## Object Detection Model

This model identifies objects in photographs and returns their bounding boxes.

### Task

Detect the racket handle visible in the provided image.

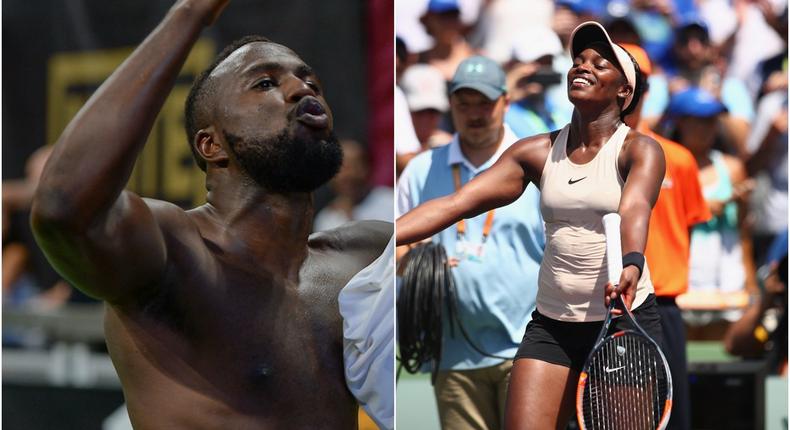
[602,213,623,286]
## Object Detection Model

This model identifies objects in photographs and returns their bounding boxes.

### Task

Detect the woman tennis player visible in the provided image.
[396,21,666,429]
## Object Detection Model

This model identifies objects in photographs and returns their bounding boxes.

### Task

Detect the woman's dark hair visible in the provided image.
[619,46,646,120]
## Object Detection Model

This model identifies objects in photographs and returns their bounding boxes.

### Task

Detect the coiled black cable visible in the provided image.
[397,242,509,385]
[397,242,448,384]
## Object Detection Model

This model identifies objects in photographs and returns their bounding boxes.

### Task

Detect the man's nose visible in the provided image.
[468,105,488,119]
[284,76,316,102]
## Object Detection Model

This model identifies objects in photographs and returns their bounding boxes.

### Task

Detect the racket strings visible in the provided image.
[581,333,669,429]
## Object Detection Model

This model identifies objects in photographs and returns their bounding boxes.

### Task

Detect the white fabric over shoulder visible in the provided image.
[339,236,394,430]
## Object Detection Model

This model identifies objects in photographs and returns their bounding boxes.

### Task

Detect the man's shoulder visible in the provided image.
[309,220,393,256]
[398,145,453,192]
[397,145,453,202]
[397,147,453,216]
[337,220,393,249]
[142,199,218,272]
[143,197,187,217]
[143,198,204,238]
[407,144,452,171]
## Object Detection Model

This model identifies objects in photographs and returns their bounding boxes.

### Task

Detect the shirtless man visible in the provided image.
[30,1,391,428]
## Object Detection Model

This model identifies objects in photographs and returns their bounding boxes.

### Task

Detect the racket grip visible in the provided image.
[602,213,623,286]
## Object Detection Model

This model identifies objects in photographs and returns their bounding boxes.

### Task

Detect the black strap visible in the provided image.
[623,251,645,279]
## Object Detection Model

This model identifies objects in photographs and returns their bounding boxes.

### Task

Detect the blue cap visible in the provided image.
[427,0,460,13]
[556,0,606,17]
[668,87,726,117]
[449,56,507,100]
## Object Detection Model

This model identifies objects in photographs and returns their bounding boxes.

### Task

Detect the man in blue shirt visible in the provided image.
[396,56,544,430]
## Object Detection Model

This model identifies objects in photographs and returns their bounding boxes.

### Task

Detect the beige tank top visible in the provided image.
[538,123,653,322]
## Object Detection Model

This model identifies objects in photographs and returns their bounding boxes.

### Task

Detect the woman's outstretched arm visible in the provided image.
[396,134,551,246]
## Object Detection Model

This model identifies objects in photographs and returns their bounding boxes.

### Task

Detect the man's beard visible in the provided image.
[224,128,343,194]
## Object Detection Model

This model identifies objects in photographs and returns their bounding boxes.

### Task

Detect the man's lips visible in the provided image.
[295,97,329,129]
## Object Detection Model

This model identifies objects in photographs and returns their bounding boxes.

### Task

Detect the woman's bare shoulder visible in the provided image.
[509,131,556,165]
[622,129,665,165]
[624,128,661,151]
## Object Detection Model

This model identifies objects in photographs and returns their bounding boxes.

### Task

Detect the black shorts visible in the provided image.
[514,294,663,371]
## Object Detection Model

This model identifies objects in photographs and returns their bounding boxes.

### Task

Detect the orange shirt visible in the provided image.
[641,125,712,297]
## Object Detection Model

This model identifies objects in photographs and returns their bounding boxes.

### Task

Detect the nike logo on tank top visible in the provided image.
[537,123,653,322]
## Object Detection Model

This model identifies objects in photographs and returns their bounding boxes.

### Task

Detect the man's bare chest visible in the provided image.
[105,278,354,424]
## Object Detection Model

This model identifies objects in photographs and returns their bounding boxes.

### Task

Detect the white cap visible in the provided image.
[569,21,637,111]
[512,26,563,63]
[400,64,450,112]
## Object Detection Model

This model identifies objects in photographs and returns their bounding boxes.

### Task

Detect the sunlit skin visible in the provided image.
[29,1,390,429]
[396,42,665,429]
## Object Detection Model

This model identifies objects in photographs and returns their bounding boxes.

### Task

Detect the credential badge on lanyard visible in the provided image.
[452,164,494,264]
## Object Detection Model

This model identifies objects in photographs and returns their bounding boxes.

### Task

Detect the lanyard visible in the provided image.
[452,164,495,242]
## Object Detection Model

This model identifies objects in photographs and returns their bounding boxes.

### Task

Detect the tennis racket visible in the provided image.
[576,213,673,430]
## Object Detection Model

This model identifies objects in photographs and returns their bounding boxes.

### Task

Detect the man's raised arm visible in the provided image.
[31,0,228,303]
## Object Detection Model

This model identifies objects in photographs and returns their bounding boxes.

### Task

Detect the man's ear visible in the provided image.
[194,126,228,167]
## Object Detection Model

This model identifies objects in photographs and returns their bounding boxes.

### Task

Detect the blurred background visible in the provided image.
[2,1,393,428]
[396,0,787,429]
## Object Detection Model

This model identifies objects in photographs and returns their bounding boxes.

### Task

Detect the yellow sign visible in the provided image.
[47,39,215,207]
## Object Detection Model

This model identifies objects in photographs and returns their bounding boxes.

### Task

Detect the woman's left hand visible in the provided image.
[604,265,641,315]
